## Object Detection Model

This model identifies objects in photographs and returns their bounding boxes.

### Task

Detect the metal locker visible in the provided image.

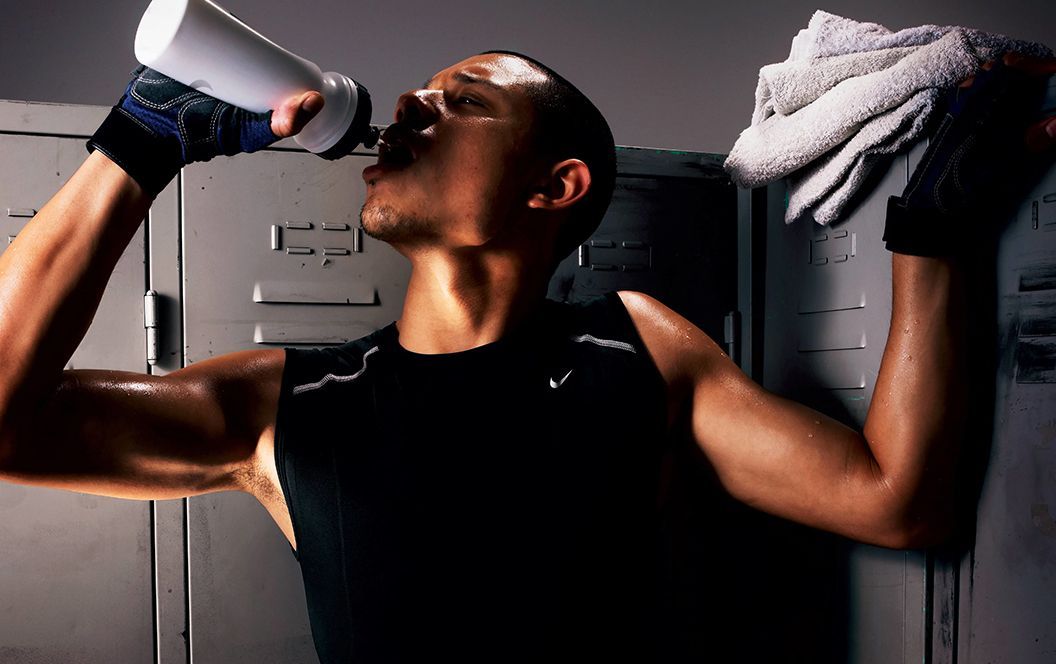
[180,147,410,663]
[181,149,410,360]
[953,160,1056,663]
[758,144,929,663]
[548,147,738,345]
[0,130,154,661]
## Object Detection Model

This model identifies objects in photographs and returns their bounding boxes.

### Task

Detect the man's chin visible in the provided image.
[359,203,435,245]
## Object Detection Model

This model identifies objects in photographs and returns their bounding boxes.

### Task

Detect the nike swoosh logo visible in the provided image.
[549,369,573,389]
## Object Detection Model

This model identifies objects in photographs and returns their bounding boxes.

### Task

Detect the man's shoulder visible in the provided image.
[279,323,396,396]
[613,290,731,389]
[543,291,656,357]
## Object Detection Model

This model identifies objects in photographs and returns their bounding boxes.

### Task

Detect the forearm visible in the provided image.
[862,253,965,533]
[0,152,152,422]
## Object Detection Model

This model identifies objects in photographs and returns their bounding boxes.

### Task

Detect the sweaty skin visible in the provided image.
[0,54,1055,557]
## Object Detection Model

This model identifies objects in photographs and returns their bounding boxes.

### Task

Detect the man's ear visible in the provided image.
[527,159,592,211]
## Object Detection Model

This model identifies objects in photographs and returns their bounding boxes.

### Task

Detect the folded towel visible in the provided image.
[724,11,1053,226]
[789,10,1051,62]
[752,46,917,125]
[787,89,937,225]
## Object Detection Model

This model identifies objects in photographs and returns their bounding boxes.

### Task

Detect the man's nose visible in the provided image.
[393,90,439,130]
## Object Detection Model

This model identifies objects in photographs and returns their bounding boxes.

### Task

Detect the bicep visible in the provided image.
[619,291,900,545]
[689,367,891,538]
[0,349,285,501]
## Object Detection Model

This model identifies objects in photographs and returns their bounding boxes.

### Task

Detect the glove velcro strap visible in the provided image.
[882,195,967,257]
[86,107,183,198]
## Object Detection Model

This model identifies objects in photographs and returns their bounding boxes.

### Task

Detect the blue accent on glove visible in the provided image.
[87,65,279,196]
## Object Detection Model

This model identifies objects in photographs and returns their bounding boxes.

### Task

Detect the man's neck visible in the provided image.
[395,247,549,355]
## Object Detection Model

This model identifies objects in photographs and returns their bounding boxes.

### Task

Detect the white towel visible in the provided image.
[788,10,1050,62]
[724,11,1053,226]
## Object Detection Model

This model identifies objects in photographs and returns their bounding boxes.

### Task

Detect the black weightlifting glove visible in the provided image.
[87,65,278,197]
[883,58,1046,256]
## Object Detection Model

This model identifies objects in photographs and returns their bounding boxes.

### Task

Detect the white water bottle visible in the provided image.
[134,0,378,158]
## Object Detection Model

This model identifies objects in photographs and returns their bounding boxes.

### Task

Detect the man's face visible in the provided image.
[360,53,549,250]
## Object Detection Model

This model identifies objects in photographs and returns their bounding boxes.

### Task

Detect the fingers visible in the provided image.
[959,53,1056,88]
[270,91,325,138]
[1001,52,1056,154]
[1003,52,1056,75]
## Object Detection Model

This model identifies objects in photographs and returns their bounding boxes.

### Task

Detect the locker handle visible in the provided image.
[252,281,377,305]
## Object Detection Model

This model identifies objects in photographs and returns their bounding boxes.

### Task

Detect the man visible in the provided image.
[0,51,1053,662]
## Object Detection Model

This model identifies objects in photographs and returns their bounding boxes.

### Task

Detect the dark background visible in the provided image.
[1,0,1053,154]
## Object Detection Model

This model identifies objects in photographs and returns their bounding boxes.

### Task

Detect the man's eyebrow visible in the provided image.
[421,72,503,91]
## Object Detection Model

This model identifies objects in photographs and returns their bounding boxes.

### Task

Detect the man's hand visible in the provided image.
[87,66,324,197]
[883,54,1056,256]
[1010,54,1056,153]
[272,88,325,139]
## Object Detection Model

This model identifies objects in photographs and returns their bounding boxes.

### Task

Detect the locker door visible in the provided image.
[181,149,409,663]
[759,146,928,663]
[956,162,1056,663]
[547,148,737,344]
[0,134,154,661]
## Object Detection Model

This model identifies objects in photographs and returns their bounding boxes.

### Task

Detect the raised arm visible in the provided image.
[623,54,1056,549]
[621,254,961,548]
[0,71,322,515]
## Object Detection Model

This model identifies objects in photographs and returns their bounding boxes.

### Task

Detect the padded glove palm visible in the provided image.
[87,65,278,197]
[883,59,1047,256]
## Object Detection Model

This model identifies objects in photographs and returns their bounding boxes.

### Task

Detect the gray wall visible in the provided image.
[1,0,1053,154]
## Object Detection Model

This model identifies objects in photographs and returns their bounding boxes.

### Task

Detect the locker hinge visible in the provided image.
[723,310,740,366]
[144,290,159,366]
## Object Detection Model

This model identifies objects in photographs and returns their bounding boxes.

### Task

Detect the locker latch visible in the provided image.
[144,290,159,366]
[723,310,740,365]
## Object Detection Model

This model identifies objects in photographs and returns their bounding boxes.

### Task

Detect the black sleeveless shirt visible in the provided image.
[275,292,669,663]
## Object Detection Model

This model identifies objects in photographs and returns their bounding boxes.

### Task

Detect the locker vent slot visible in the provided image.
[1020,304,1056,337]
[796,326,867,353]
[1015,338,1056,384]
[797,356,867,391]
[580,238,651,272]
[1019,265,1056,292]
[253,322,376,345]
[798,292,866,315]
[252,281,377,305]
[809,230,855,266]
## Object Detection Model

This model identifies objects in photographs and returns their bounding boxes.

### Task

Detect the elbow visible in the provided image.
[878,518,953,550]
[872,500,957,550]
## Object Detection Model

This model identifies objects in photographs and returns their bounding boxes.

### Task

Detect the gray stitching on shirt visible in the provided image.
[569,333,636,354]
[292,345,381,395]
